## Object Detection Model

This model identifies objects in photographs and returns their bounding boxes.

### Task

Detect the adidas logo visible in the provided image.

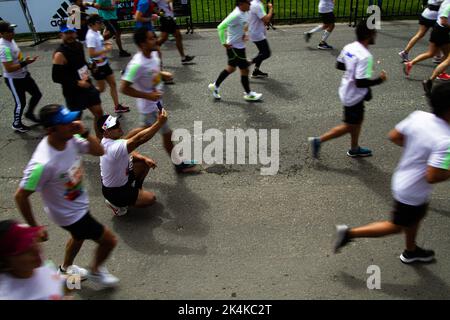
[50,1,72,27]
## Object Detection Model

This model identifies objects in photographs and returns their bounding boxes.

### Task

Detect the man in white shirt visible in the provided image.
[334,82,450,264]
[248,0,273,78]
[308,21,387,159]
[208,0,263,101]
[14,104,120,287]
[304,0,336,50]
[98,111,167,216]
[0,20,42,133]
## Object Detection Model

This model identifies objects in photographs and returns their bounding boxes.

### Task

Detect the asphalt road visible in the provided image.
[1,21,449,300]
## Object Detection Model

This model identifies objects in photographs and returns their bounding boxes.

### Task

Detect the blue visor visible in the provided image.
[50,106,80,126]
[60,24,77,33]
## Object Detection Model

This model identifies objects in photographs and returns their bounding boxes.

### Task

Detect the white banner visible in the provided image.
[0,0,30,34]
[26,0,97,33]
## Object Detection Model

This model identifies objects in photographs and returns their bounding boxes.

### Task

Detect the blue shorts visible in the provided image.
[135,22,154,32]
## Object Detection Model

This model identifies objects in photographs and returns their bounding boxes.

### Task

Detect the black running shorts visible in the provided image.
[92,63,114,81]
[227,48,249,69]
[419,15,436,28]
[102,172,140,208]
[343,100,365,125]
[65,85,101,111]
[319,12,336,24]
[429,24,450,47]
[160,16,179,34]
[104,19,121,35]
[391,200,428,227]
[62,211,105,241]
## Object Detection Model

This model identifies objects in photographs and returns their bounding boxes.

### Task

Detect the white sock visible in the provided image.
[308,25,323,34]
[321,30,331,43]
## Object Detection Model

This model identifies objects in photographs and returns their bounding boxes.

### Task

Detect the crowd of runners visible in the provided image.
[0,0,449,299]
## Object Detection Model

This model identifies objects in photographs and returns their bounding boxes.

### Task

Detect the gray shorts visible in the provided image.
[139,111,171,135]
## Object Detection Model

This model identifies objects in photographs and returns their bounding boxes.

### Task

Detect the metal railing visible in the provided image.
[188,0,424,26]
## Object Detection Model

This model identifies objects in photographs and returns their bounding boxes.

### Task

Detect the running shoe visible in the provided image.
[12,124,30,133]
[304,32,312,43]
[208,83,221,100]
[334,225,352,253]
[58,265,88,281]
[398,50,409,62]
[432,55,443,64]
[243,91,263,101]
[308,137,321,159]
[88,266,120,287]
[437,72,450,80]
[181,55,195,64]
[114,104,130,113]
[251,69,269,78]
[174,160,199,174]
[105,199,128,216]
[318,42,333,50]
[400,246,435,264]
[403,62,413,77]
[347,147,372,157]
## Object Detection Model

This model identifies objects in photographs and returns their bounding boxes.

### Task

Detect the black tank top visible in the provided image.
[55,42,88,95]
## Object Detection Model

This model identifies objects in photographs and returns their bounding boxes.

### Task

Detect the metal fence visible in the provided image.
[188,0,425,26]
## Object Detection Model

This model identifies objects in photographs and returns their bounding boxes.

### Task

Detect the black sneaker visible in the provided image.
[318,42,333,50]
[422,79,433,96]
[308,137,321,159]
[304,32,312,43]
[334,224,352,253]
[12,124,30,133]
[251,69,269,78]
[347,147,372,158]
[174,161,200,174]
[400,246,435,264]
[119,50,131,57]
[181,55,195,64]
[24,112,41,123]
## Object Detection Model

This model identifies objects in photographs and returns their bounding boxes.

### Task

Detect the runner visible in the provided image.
[93,0,131,57]
[304,0,335,50]
[120,28,197,173]
[15,104,120,287]
[153,0,195,64]
[249,0,273,78]
[52,22,104,139]
[334,82,450,264]
[0,20,42,133]
[85,14,130,113]
[404,0,450,79]
[208,0,263,101]
[134,0,158,32]
[399,0,444,63]
[308,21,387,159]
[98,111,167,216]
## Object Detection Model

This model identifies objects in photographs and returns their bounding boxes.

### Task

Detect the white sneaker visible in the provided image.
[208,83,221,100]
[88,266,119,287]
[58,264,88,281]
[105,199,127,216]
[243,91,263,101]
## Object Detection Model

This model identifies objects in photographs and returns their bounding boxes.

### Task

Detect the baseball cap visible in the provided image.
[0,220,42,257]
[0,21,17,33]
[98,114,119,132]
[39,105,81,128]
[59,22,77,33]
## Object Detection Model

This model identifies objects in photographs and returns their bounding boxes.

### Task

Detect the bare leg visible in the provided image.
[88,104,104,140]
[105,74,119,108]
[348,221,402,238]
[174,29,186,58]
[62,237,84,269]
[410,42,439,66]
[91,228,117,273]
[320,124,352,143]
[404,222,420,252]
[404,25,429,53]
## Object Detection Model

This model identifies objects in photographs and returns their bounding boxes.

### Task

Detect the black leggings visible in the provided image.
[4,73,42,126]
[252,39,271,68]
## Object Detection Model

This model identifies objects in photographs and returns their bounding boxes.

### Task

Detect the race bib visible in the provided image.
[77,65,89,81]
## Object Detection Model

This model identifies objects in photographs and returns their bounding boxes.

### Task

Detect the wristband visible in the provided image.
[20,61,28,68]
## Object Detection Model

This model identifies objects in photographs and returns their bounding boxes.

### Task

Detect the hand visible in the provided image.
[157,109,168,125]
[37,227,49,242]
[146,90,163,101]
[72,120,87,135]
[25,56,38,65]
[161,70,173,81]
[77,80,91,88]
[104,42,113,52]
[223,43,232,49]
[268,2,273,9]
[144,158,157,169]
[380,70,387,81]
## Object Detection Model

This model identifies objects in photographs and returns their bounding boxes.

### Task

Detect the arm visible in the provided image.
[52,52,90,88]
[88,47,111,58]
[73,121,104,156]
[426,167,450,184]
[15,188,39,227]
[1,44,38,73]
[218,13,237,47]
[355,57,387,88]
[388,129,404,147]
[126,110,168,153]
[120,79,162,101]
[261,3,274,24]
[136,9,155,23]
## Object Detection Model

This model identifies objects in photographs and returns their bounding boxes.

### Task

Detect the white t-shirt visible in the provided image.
[100,138,133,188]
[217,7,249,49]
[249,0,267,42]
[319,0,334,14]
[19,136,90,227]
[0,38,28,79]
[85,29,108,67]
[392,111,450,206]
[337,41,373,107]
[437,0,450,27]
[154,0,174,17]
[0,265,65,300]
[422,0,443,20]
[121,51,163,114]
